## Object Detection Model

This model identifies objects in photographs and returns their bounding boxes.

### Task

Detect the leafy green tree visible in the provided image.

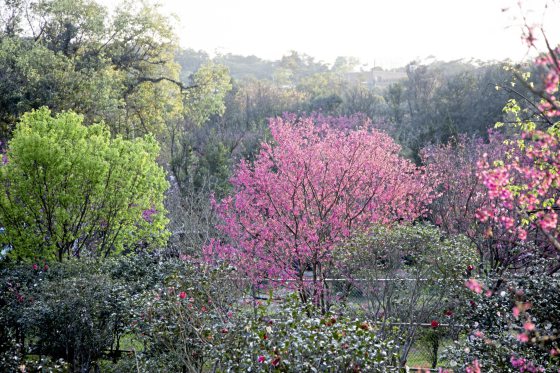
[332,56,360,73]
[182,62,232,127]
[192,139,232,197]
[0,0,184,139]
[0,108,169,261]
[167,62,232,191]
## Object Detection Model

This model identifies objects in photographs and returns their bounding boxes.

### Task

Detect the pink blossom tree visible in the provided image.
[477,43,560,274]
[205,114,434,307]
[421,133,528,271]
[456,19,560,372]
[478,123,560,274]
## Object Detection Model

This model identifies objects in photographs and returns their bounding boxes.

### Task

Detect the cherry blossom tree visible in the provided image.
[421,133,529,272]
[455,15,560,371]
[205,114,434,307]
[477,44,560,274]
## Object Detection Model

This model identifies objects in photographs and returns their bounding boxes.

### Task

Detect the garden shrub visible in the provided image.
[334,223,477,366]
[0,259,135,372]
[443,264,560,372]
[210,295,401,372]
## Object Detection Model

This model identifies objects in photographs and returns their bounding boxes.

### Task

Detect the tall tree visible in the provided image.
[0,0,185,139]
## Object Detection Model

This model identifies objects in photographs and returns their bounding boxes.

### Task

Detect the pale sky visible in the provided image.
[157,0,560,68]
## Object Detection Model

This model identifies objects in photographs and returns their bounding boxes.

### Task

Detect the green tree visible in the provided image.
[0,0,184,139]
[182,62,232,127]
[0,108,169,261]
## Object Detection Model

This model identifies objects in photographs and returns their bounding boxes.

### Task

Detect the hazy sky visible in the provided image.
[157,0,559,68]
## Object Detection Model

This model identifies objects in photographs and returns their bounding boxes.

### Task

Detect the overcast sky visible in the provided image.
[157,0,559,68]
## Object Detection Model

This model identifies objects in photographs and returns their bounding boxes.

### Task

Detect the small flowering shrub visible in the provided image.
[125,261,241,372]
[334,223,477,366]
[0,254,242,372]
[210,295,401,372]
[444,267,560,372]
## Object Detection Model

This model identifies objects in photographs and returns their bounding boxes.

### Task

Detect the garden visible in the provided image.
[0,0,560,372]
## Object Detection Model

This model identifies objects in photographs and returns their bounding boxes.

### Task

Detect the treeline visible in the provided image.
[174,49,523,199]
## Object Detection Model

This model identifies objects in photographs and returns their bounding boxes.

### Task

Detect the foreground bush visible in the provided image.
[0,255,240,372]
[444,264,560,372]
[210,295,401,372]
[1,259,125,371]
[335,223,477,366]
[121,267,401,372]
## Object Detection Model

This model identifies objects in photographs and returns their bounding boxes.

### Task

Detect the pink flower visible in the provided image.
[523,321,535,331]
[271,357,280,367]
[142,207,157,223]
[545,71,559,94]
[511,355,526,369]
[539,213,557,232]
[32,264,38,271]
[43,264,49,271]
[475,209,491,222]
[257,355,266,363]
[465,278,483,294]
[500,216,514,229]
[513,306,520,319]
[431,320,439,328]
[178,291,187,299]
[517,333,529,343]
[466,360,481,373]
[523,26,537,46]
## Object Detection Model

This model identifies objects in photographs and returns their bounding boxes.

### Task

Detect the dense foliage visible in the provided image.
[0,0,184,139]
[0,256,404,372]
[0,108,168,261]
[445,266,560,372]
[335,223,477,366]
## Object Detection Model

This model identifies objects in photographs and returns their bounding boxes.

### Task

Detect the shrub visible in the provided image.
[334,223,478,366]
[126,261,241,372]
[0,259,138,371]
[444,265,560,372]
[211,295,401,372]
